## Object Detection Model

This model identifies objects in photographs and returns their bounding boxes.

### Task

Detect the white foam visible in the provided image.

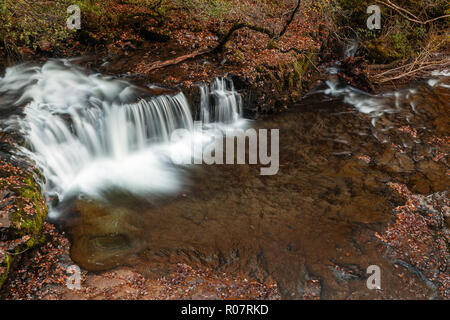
[1,61,244,213]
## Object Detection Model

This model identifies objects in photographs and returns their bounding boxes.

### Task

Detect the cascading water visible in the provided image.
[2,59,448,298]
[0,60,244,214]
[199,77,243,124]
[320,68,450,121]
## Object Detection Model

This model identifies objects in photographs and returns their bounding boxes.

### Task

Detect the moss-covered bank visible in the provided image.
[0,153,48,290]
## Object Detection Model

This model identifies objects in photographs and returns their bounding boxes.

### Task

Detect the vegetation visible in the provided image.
[0,0,71,58]
[0,158,48,290]
[0,0,171,59]
[328,0,449,63]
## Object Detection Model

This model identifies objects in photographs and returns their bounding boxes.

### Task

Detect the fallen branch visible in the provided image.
[380,0,419,20]
[213,22,275,53]
[141,22,275,72]
[144,49,212,72]
[279,0,302,38]
[143,0,304,72]
[369,57,450,83]
[368,36,449,84]
[366,60,402,71]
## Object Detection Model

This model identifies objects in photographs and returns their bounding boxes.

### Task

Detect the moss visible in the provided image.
[333,0,448,63]
[0,0,172,59]
[10,174,48,249]
[267,39,279,50]
[233,49,245,63]
[0,171,48,290]
[266,55,313,101]
[0,253,12,290]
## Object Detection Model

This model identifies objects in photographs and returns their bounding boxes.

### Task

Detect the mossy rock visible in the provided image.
[0,172,48,290]
[0,253,11,289]
[10,175,47,241]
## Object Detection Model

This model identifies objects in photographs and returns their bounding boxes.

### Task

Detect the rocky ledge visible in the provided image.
[0,132,48,290]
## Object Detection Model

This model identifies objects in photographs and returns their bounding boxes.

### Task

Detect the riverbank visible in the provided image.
[1,68,448,300]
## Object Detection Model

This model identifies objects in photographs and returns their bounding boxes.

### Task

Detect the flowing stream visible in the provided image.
[2,60,244,208]
[0,60,448,299]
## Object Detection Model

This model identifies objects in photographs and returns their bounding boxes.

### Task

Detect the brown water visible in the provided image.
[62,75,449,299]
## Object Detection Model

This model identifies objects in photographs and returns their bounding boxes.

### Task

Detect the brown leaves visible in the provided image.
[379,183,450,298]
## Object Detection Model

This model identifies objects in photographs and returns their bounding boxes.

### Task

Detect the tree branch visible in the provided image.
[143,1,305,72]
[144,49,212,72]
[279,0,301,38]
[213,22,275,53]
[377,0,450,25]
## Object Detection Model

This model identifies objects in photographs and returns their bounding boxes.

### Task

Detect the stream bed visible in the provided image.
[1,61,448,299]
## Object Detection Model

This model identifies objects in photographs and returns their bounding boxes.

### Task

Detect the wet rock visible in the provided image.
[330,263,364,282]
[302,278,322,300]
[144,85,180,96]
[0,134,48,290]
[394,154,415,173]
[338,57,375,93]
[377,150,415,173]
[409,172,432,194]
[417,160,449,192]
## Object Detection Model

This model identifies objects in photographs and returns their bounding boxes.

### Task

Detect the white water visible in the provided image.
[199,77,242,124]
[321,69,450,119]
[0,60,244,212]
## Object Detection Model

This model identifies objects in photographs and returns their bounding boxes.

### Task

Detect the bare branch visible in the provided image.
[279,0,301,38]
[377,0,450,25]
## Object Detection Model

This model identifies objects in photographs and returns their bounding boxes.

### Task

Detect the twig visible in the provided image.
[280,48,321,73]
[144,49,212,72]
[143,1,305,72]
[376,0,450,25]
[370,57,450,83]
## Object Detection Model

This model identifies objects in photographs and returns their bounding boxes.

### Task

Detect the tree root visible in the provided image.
[143,0,303,72]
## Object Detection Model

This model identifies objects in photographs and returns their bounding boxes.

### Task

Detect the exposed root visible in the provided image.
[143,1,303,72]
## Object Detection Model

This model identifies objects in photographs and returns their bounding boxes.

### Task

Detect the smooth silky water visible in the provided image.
[1,60,448,298]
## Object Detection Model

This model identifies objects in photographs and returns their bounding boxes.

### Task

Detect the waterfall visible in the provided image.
[199,77,243,124]
[0,60,244,209]
[344,39,359,58]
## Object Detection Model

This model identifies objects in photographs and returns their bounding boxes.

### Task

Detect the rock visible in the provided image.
[395,153,415,172]
[330,263,364,282]
[0,211,10,229]
[0,149,48,290]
